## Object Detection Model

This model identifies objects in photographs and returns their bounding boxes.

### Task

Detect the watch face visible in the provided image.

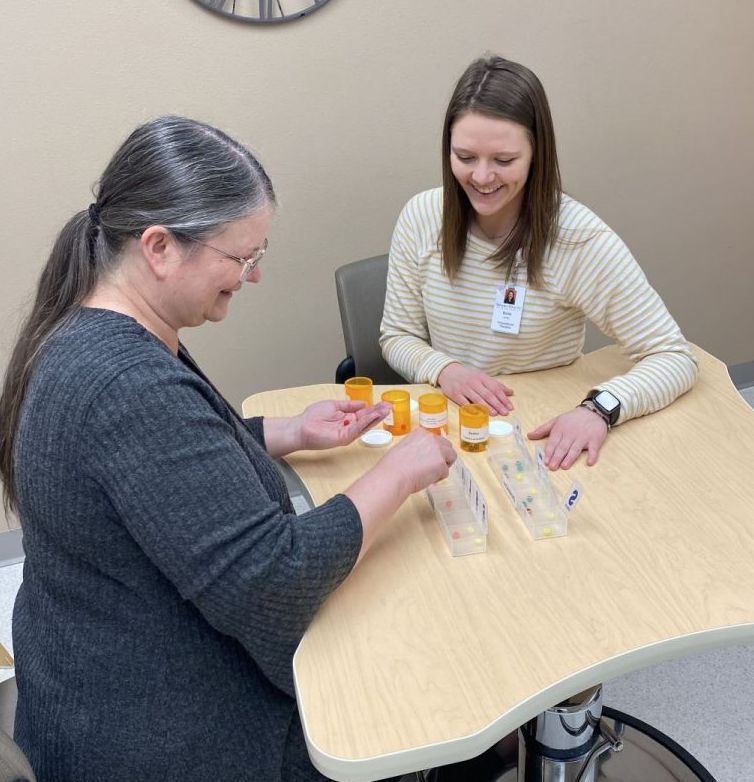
[595,389,620,413]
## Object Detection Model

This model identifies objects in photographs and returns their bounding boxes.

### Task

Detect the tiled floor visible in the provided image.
[602,643,754,780]
[1,385,753,779]
[740,385,754,406]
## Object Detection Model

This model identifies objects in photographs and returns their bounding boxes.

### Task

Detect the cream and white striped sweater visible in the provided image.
[379,188,698,424]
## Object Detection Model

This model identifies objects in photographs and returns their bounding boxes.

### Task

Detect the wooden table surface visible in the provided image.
[243,345,754,781]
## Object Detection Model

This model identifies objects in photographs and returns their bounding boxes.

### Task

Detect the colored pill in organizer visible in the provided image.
[452,530,460,540]
[515,472,525,481]
[542,527,553,537]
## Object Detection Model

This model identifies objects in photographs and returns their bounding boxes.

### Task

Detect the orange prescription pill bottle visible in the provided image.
[344,376,373,406]
[381,390,411,436]
[418,393,448,435]
[459,403,489,452]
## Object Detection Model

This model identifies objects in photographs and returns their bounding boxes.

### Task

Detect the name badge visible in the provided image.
[491,283,526,334]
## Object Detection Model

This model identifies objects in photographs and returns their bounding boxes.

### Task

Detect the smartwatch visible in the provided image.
[582,388,621,427]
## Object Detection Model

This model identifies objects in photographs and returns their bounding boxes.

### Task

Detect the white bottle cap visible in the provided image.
[360,429,393,447]
[488,420,514,438]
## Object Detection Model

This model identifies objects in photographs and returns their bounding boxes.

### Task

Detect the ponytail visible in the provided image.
[0,209,99,512]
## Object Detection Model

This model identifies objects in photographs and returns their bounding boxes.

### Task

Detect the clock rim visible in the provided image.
[189,0,333,24]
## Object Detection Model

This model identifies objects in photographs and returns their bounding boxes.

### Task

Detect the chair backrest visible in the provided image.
[0,678,16,741]
[334,255,405,384]
[0,679,35,782]
[0,726,36,782]
[0,678,36,782]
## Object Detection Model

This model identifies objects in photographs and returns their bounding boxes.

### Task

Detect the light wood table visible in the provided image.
[243,346,754,782]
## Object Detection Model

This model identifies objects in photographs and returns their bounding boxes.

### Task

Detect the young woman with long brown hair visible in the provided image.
[381,55,697,470]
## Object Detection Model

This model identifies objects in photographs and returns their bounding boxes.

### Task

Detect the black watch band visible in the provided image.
[583,388,621,427]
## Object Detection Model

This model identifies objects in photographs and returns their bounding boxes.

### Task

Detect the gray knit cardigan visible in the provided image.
[12,308,361,781]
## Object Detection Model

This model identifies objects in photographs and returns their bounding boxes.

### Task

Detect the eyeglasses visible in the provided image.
[187,236,269,282]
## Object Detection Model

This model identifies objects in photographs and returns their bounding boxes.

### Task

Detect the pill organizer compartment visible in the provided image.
[426,461,488,556]
[487,418,575,540]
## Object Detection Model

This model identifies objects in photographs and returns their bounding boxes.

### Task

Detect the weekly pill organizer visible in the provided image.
[428,419,584,555]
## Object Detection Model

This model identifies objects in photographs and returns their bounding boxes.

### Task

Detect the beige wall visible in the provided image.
[0,2,752,442]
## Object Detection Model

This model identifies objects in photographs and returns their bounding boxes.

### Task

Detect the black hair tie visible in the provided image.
[87,203,101,266]
[88,203,101,226]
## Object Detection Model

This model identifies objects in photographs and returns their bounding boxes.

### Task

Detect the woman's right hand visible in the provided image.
[438,362,515,415]
[377,428,457,495]
[344,428,457,560]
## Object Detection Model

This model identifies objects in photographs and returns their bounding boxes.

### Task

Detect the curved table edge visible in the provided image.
[294,622,754,782]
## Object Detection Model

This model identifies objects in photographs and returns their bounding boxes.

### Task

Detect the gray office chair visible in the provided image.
[0,729,35,782]
[0,678,35,782]
[0,678,16,739]
[334,254,406,384]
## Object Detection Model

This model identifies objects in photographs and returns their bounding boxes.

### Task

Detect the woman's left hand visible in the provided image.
[296,400,391,451]
[527,407,608,470]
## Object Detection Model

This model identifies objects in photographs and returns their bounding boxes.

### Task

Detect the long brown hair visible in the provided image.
[441,55,562,287]
[0,116,275,513]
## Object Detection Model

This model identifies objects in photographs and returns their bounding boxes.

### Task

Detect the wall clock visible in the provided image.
[191,0,333,24]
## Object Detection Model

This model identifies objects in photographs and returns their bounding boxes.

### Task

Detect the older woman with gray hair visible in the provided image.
[0,116,454,782]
